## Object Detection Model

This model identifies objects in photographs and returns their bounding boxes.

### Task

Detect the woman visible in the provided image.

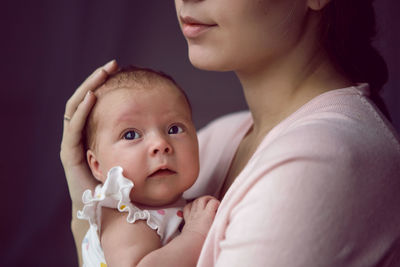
[61,0,400,266]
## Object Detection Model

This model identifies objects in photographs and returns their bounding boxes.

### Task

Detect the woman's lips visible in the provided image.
[181,16,217,38]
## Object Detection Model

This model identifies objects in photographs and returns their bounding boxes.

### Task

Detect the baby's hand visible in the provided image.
[181,196,220,239]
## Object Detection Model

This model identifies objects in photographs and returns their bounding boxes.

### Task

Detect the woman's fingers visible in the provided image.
[63,91,96,147]
[103,59,119,74]
[64,69,105,117]
[64,60,117,118]
[61,60,118,166]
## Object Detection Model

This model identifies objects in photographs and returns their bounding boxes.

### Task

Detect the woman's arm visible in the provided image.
[101,196,219,267]
[60,59,119,265]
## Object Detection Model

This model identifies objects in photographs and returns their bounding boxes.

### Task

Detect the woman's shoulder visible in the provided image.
[249,86,400,186]
[263,84,400,159]
[262,113,400,168]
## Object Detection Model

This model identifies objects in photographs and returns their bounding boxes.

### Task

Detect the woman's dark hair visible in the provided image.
[320,0,391,120]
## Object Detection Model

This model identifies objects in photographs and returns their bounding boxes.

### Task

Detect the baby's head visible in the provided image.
[85,66,199,206]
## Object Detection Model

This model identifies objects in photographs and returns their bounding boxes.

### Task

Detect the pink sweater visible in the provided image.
[183,84,400,266]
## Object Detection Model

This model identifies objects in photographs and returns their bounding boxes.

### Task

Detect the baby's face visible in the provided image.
[90,82,199,206]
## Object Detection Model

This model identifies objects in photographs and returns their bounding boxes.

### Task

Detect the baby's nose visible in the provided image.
[152,146,171,155]
[150,137,173,156]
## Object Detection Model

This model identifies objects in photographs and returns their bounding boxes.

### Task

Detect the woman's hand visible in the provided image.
[60,59,119,209]
[61,60,119,266]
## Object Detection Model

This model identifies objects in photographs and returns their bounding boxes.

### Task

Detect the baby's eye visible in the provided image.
[168,125,184,135]
[123,130,140,140]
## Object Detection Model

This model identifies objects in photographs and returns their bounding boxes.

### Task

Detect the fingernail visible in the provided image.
[104,59,115,68]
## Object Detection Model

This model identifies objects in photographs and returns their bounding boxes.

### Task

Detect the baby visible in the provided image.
[78,66,219,266]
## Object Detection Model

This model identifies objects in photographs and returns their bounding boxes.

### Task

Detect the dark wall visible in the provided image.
[1,1,398,266]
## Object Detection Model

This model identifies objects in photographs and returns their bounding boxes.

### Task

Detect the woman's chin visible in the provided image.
[188,51,232,72]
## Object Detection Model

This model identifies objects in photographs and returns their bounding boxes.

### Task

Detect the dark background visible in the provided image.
[1,1,398,266]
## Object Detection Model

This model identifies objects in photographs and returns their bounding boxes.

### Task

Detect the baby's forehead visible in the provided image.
[93,80,190,119]
[95,79,183,101]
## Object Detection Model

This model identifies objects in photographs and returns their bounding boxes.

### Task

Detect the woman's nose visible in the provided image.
[149,136,173,156]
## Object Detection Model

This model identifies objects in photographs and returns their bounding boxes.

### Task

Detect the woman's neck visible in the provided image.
[236,28,351,140]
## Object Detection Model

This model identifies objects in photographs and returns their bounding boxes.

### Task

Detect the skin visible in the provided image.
[87,82,199,206]
[60,63,219,266]
[101,195,219,267]
[176,0,310,72]
[61,0,352,265]
[175,0,351,197]
[85,80,219,266]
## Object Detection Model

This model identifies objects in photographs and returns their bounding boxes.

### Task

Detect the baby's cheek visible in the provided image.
[118,164,141,183]
[183,167,199,190]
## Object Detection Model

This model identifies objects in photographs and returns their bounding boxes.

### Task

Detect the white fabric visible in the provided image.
[78,166,185,267]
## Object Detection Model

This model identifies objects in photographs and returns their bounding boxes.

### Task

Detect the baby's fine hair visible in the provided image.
[84,65,192,150]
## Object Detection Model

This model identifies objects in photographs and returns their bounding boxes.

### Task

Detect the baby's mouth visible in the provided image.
[148,168,176,178]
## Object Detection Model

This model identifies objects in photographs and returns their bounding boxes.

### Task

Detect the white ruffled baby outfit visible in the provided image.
[77,166,185,267]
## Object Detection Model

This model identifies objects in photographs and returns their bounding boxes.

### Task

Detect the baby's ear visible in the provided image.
[308,0,331,11]
[86,150,104,182]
